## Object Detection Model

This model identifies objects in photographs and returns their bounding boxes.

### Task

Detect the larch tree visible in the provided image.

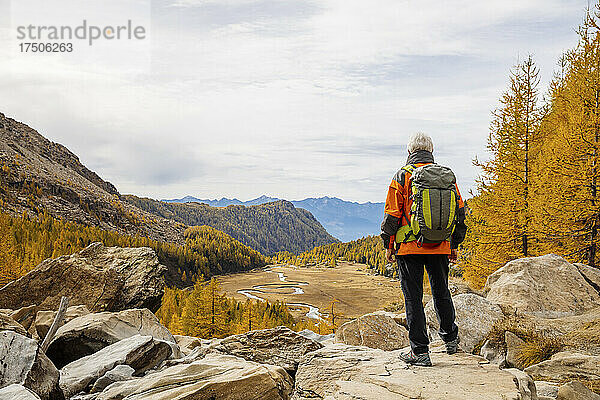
[461,56,544,287]
[534,6,600,266]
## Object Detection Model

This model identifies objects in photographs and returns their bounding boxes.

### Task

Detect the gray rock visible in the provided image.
[425,293,503,353]
[335,311,409,351]
[505,368,538,400]
[535,381,560,398]
[480,339,506,366]
[46,308,176,368]
[96,353,293,400]
[485,255,600,317]
[207,326,322,374]
[90,365,134,393]
[557,381,600,400]
[0,243,167,314]
[292,343,529,400]
[505,331,526,369]
[59,335,171,398]
[525,352,600,381]
[0,384,42,400]
[0,331,63,400]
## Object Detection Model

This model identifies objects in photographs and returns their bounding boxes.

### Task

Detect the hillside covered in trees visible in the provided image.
[125,195,338,255]
[0,210,267,288]
[272,235,388,276]
[460,5,600,287]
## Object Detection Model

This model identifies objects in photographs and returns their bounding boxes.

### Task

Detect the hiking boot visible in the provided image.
[399,350,432,367]
[445,336,460,354]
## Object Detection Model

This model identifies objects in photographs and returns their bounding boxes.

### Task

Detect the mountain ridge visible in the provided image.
[163,195,384,242]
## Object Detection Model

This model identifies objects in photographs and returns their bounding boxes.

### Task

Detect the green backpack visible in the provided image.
[396,163,459,244]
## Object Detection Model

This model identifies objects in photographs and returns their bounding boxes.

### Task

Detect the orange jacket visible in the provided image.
[381,150,466,255]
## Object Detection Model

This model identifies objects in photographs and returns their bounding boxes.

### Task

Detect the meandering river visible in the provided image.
[237,268,324,321]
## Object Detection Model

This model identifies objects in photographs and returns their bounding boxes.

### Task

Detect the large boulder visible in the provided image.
[1,310,28,336]
[292,343,530,400]
[0,243,167,313]
[485,255,600,317]
[46,308,176,368]
[96,353,293,400]
[0,331,63,400]
[425,293,503,353]
[59,335,172,398]
[0,384,42,400]
[207,326,322,374]
[335,311,409,351]
[557,381,600,400]
[525,351,600,381]
[30,305,90,340]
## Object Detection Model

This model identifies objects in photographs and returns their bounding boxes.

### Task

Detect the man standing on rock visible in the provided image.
[381,132,467,367]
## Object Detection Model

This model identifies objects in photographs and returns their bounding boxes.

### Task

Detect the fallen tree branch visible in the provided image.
[41,296,69,352]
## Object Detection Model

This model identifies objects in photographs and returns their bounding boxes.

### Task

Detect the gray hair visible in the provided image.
[407,132,434,154]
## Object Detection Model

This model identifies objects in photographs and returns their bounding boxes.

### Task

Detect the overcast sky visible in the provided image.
[0,0,587,203]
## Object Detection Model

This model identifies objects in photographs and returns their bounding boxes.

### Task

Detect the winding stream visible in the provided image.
[237,268,324,321]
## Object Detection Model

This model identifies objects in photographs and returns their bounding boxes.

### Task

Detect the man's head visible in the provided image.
[407,132,434,154]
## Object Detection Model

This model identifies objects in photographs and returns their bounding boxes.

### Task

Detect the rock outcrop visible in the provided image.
[207,326,322,374]
[59,335,172,398]
[46,308,176,368]
[96,353,293,400]
[292,343,530,400]
[0,243,167,314]
[485,255,600,317]
[525,351,600,381]
[425,293,503,353]
[335,311,409,351]
[0,331,63,400]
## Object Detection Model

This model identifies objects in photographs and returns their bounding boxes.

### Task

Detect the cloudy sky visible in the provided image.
[0,0,587,203]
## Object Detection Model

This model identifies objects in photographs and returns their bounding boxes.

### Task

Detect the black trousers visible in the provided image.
[397,254,458,354]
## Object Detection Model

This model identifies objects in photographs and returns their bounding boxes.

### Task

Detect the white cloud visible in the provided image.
[0,0,587,202]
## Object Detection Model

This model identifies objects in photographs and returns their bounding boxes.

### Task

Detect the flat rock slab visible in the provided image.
[0,384,42,400]
[293,343,527,400]
[425,293,503,353]
[485,254,600,317]
[335,311,409,351]
[525,351,600,381]
[96,353,293,400]
[0,331,62,400]
[46,308,176,368]
[0,243,167,313]
[59,334,172,398]
[208,326,322,374]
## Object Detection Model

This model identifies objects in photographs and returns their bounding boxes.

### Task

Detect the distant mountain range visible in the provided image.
[163,195,385,242]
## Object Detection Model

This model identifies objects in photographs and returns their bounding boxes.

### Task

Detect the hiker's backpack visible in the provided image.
[395,163,459,244]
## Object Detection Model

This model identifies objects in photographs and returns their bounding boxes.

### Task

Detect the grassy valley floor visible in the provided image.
[218,261,404,325]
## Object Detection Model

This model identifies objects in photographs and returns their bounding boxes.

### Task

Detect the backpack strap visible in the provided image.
[401,164,416,175]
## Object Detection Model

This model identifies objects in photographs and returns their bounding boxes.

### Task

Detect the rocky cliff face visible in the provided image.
[0,112,185,244]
